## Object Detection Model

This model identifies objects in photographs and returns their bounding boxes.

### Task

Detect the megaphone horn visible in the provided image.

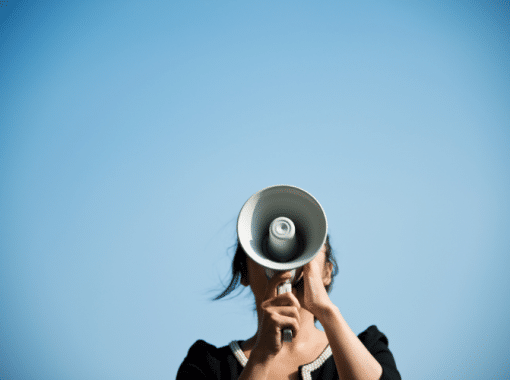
[237,185,328,342]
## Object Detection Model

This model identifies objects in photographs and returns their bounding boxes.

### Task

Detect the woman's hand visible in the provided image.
[251,271,301,361]
[301,258,334,318]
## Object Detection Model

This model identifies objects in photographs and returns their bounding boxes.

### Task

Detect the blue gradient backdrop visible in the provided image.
[1,1,509,379]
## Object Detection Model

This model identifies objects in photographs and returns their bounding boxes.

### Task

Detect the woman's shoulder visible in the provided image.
[357,325,401,380]
[185,339,222,356]
[180,339,233,363]
[357,325,389,347]
[176,340,241,380]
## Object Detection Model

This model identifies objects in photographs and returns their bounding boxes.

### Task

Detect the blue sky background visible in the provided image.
[1,0,509,379]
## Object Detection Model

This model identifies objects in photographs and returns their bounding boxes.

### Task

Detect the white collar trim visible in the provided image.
[301,345,333,380]
[228,341,332,380]
[229,340,249,367]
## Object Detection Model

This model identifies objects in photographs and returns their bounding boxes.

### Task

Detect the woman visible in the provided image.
[177,235,401,380]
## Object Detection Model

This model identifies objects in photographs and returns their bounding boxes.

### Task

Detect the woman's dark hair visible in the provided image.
[214,234,338,300]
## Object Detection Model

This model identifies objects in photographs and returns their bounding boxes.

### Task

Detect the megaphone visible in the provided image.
[237,185,328,342]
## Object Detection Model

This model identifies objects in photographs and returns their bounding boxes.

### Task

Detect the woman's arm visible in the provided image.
[317,305,383,380]
[302,260,383,380]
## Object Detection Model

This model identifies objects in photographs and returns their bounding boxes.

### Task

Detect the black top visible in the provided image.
[177,325,401,380]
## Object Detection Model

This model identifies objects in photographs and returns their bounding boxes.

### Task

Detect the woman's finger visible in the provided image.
[266,290,301,309]
[266,311,300,337]
[263,271,293,300]
[265,305,301,324]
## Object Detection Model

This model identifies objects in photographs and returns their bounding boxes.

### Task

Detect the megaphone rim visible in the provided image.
[236,184,328,271]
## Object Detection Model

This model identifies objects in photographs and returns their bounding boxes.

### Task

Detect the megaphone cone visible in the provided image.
[237,185,328,271]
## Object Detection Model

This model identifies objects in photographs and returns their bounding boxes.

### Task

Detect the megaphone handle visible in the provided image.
[277,280,293,343]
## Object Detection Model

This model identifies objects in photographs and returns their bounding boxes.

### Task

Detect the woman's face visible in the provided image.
[243,245,332,306]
